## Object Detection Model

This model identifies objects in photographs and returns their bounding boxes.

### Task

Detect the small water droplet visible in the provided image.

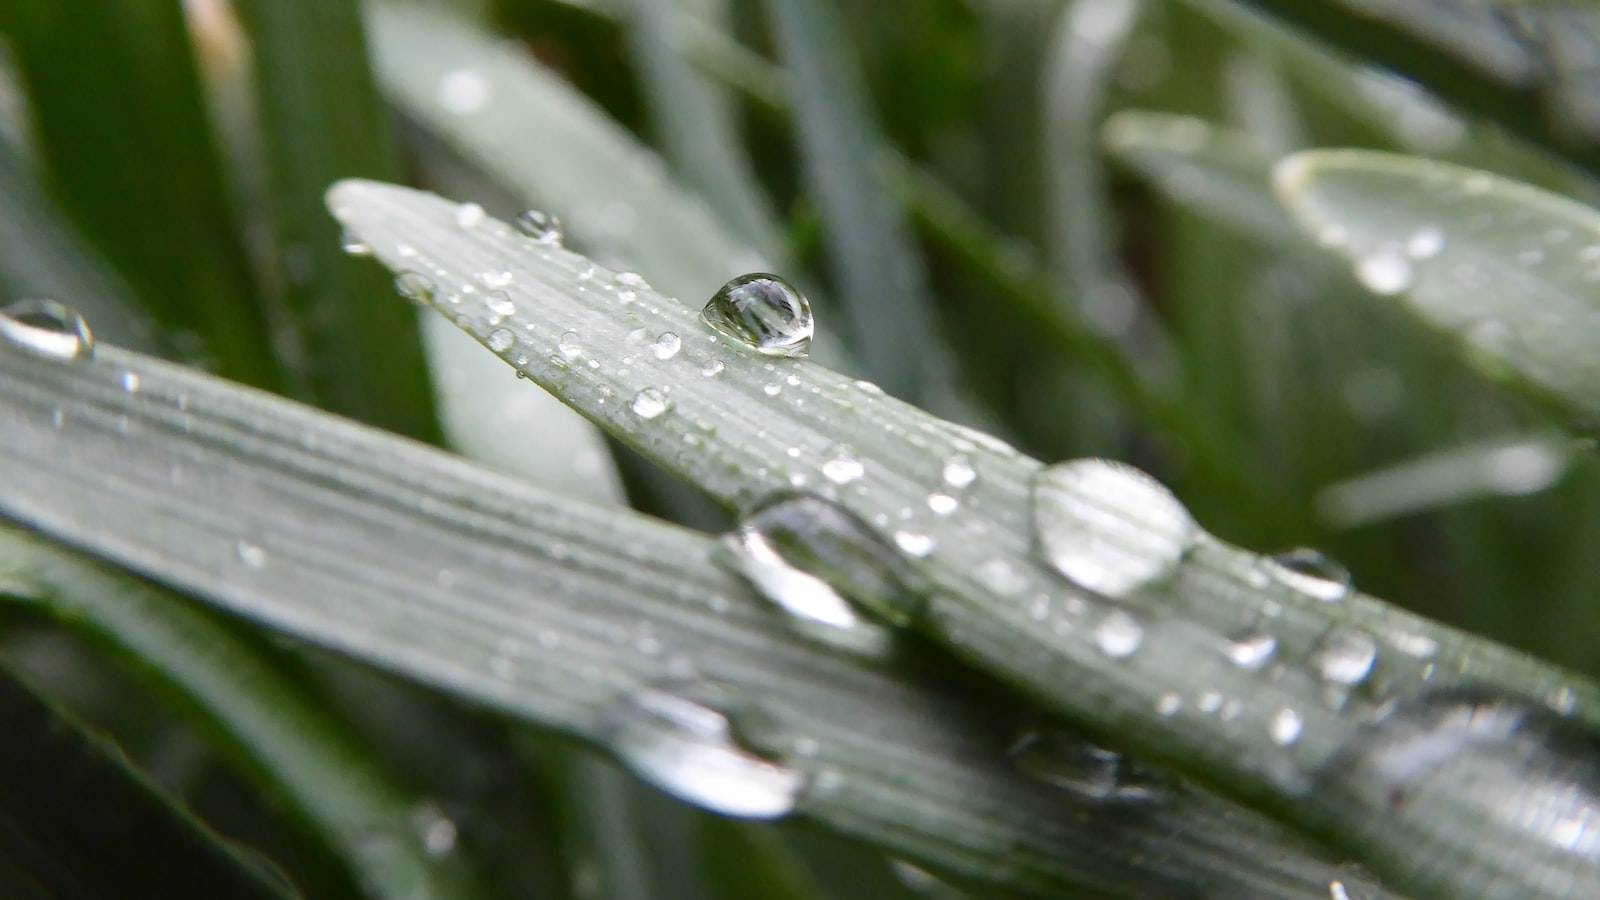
[1155,693,1183,716]
[853,379,884,396]
[893,531,935,558]
[1354,245,1413,295]
[393,272,435,305]
[1094,610,1144,658]
[121,371,141,393]
[926,492,959,516]
[438,67,490,113]
[1311,627,1378,686]
[651,332,681,360]
[700,273,814,357]
[1271,707,1305,746]
[1266,549,1352,602]
[701,359,725,377]
[615,271,649,289]
[486,328,515,353]
[1009,727,1153,802]
[480,270,512,290]
[1226,632,1278,670]
[601,680,803,820]
[942,454,977,489]
[1032,459,1198,598]
[339,228,371,256]
[0,300,94,361]
[975,557,1028,596]
[763,382,782,396]
[410,801,459,857]
[558,331,583,359]
[1405,226,1445,259]
[514,209,563,245]
[1327,862,1382,900]
[820,447,864,485]
[236,540,267,569]
[631,388,671,419]
[454,202,486,229]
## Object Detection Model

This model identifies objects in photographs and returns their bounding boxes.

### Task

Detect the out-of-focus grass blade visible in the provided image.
[0,661,292,900]
[0,528,490,900]
[0,2,280,389]
[760,0,948,402]
[232,0,439,439]
[1274,149,1600,424]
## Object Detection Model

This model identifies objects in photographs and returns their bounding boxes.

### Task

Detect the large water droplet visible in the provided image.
[601,680,803,820]
[651,332,681,360]
[1266,549,1352,602]
[1311,627,1378,686]
[1032,459,1198,598]
[1313,687,1600,897]
[1354,245,1414,296]
[721,521,892,656]
[486,328,515,353]
[1009,727,1158,802]
[0,299,94,361]
[514,209,563,245]
[730,493,927,627]
[630,387,671,419]
[700,273,814,357]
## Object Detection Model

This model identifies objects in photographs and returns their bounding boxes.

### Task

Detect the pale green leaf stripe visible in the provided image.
[0,345,1345,898]
[0,526,487,900]
[325,180,1599,894]
[1273,149,1600,423]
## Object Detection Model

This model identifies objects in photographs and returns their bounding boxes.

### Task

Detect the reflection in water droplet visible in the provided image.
[1314,687,1600,898]
[1094,610,1144,658]
[1311,627,1378,686]
[700,273,814,357]
[454,202,486,229]
[652,332,681,360]
[1225,633,1278,670]
[558,331,583,359]
[821,447,864,485]
[0,300,94,361]
[630,388,670,419]
[486,328,515,353]
[1266,549,1352,602]
[601,681,803,820]
[730,493,926,627]
[1354,245,1413,295]
[339,228,372,256]
[394,272,435,305]
[485,292,515,317]
[514,209,563,245]
[942,454,977,489]
[1032,459,1198,598]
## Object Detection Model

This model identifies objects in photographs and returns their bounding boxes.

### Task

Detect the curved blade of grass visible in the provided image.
[1,342,1359,897]
[1274,149,1600,424]
[328,179,1600,896]
[0,661,293,900]
[0,527,490,900]
[233,0,438,438]
[760,0,948,402]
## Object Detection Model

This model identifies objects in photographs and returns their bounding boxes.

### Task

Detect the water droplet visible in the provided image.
[975,557,1028,596]
[438,67,490,113]
[486,328,515,353]
[700,273,814,357]
[701,359,725,377]
[121,371,141,393]
[1354,245,1413,295]
[454,202,486,229]
[631,388,670,419]
[558,331,583,359]
[236,540,267,569]
[615,271,649,289]
[1327,863,1382,900]
[1094,610,1144,658]
[1405,226,1445,259]
[731,493,927,627]
[942,455,977,489]
[893,531,935,558]
[1271,707,1305,746]
[339,228,371,256]
[600,680,803,820]
[1311,627,1378,686]
[651,332,681,360]
[1313,687,1600,896]
[410,801,458,857]
[1155,693,1183,716]
[721,523,891,656]
[1225,632,1278,670]
[482,292,515,318]
[1266,549,1352,602]
[926,492,959,515]
[0,300,94,361]
[1009,728,1151,802]
[481,270,513,289]
[393,272,435,305]
[1032,459,1198,598]
[514,209,563,245]
[763,382,782,396]
[820,447,864,485]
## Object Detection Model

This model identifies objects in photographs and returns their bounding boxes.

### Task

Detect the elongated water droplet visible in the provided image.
[651,332,681,360]
[615,271,649,290]
[394,272,435,305]
[631,387,670,419]
[1267,549,1352,602]
[730,493,927,627]
[1313,687,1600,897]
[339,228,372,256]
[1010,729,1151,802]
[1032,459,1198,598]
[720,522,892,656]
[700,273,813,357]
[514,209,563,245]
[820,446,864,485]
[486,328,515,353]
[0,300,94,360]
[601,681,803,820]
[1311,627,1378,686]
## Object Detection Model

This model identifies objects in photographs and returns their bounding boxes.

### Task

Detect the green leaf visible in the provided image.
[233,0,439,438]
[1273,149,1600,424]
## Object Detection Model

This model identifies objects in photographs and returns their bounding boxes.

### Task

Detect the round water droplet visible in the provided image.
[394,272,435,305]
[651,332,681,360]
[820,447,864,485]
[926,492,959,516]
[1354,245,1413,295]
[514,209,563,245]
[600,680,803,820]
[700,273,814,357]
[0,299,94,361]
[1032,459,1198,598]
[631,387,671,419]
[485,292,515,317]
[1313,687,1600,898]
[1225,632,1278,670]
[558,331,583,359]
[942,454,977,490]
[1271,707,1305,746]
[1405,226,1445,260]
[1094,610,1144,658]
[454,202,486,229]
[1311,627,1378,686]
[339,228,372,256]
[1266,549,1352,602]
[701,359,725,377]
[486,328,515,353]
